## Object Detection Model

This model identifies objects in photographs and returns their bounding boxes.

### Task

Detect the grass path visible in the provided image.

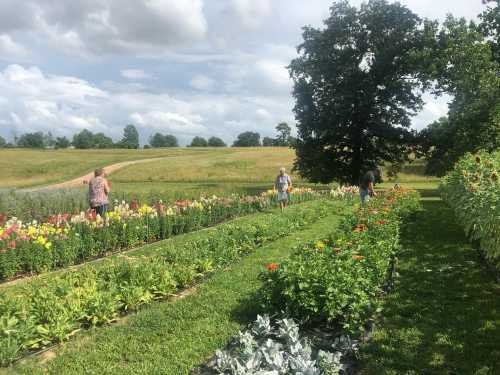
[8,208,350,374]
[360,199,500,374]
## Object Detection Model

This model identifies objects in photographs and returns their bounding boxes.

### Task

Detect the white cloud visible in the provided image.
[131,111,206,135]
[0,0,208,57]
[0,34,29,60]
[230,0,273,29]
[121,69,152,80]
[190,74,216,91]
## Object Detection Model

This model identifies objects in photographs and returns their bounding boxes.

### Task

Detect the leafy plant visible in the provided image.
[441,151,500,268]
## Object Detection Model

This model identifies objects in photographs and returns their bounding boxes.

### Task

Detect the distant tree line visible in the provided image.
[0,121,295,149]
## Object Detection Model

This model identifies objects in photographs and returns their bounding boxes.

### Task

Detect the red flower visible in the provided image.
[130,200,140,210]
[266,263,279,271]
[375,220,386,225]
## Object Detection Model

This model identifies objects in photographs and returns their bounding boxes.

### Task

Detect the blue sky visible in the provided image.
[0,0,487,145]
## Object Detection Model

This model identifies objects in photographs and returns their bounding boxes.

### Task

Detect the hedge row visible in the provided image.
[441,151,500,268]
[260,188,421,332]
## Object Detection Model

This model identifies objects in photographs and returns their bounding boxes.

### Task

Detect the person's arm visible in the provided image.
[104,179,111,195]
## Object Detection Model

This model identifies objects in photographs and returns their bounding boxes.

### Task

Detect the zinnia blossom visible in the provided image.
[266,263,279,271]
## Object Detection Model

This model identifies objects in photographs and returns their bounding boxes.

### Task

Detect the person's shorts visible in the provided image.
[277,191,288,201]
[360,188,370,203]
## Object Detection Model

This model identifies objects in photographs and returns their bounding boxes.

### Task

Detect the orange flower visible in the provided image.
[352,255,365,261]
[333,248,342,254]
[353,224,367,233]
[266,263,279,271]
[375,220,386,225]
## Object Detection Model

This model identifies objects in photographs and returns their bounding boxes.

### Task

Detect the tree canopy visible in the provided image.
[274,123,292,147]
[290,0,430,184]
[149,133,178,148]
[54,136,71,149]
[232,132,261,147]
[208,136,226,147]
[419,3,500,175]
[118,125,139,149]
[190,136,208,147]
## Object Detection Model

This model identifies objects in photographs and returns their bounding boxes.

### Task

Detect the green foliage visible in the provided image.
[149,133,178,148]
[54,137,71,149]
[274,122,292,147]
[190,136,208,147]
[16,132,46,149]
[0,191,322,281]
[72,129,95,149]
[260,189,421,332]
[92,133,114,149]
[290,0,429,184]
[0,136,6,148]
[232,132,261,147]
[421,13,500,175]
[480,0,500,63]
[262,136,275,147]
[441,151,500,268]
[207,136,226,147]
[118,125,139,149]
[0,200,334,366]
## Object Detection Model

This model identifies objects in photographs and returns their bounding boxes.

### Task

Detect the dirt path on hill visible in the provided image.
[27,157,168,191]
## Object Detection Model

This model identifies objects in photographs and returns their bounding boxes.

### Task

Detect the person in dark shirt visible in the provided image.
[359,168,381,203]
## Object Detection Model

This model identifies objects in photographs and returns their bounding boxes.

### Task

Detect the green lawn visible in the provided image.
[6,204,351,374]
[359,198,500,374]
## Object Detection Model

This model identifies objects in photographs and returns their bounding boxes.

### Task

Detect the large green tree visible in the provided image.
[17,132,46,148]
[232,131,261,147]
[93,132,114,149]
[0,136,6,148]
[149,133,178,148]
[72,129,95,149]
[274,122,292,146]
[118,125,140,149]
[290,0,431,184]
[207,136,226,147]
[190,136,208,147]
[54,136,71,149]
[421,9,500,175]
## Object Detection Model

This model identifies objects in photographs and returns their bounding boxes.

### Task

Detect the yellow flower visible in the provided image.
[315,241,326,250]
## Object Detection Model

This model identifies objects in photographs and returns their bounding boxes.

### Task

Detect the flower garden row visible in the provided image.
[206,188,421,374]
[0,188,331,282]
[0,199,344,367]
[441,151,500,269]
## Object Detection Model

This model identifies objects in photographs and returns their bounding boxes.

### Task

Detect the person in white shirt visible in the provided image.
[274,167,292,212]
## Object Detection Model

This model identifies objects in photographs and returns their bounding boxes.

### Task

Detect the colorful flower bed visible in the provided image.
[0,189,320,281]
[0,200,337,367]
[260,188,420,332]
[441,151,500,269]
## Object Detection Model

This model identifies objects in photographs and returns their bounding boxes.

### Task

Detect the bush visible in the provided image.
[441,151,500,268]
[260,188,421,332]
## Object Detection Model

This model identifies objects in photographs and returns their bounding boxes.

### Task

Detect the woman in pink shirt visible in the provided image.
[88,168,111,217]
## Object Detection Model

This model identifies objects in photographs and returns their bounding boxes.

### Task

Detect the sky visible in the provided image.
[0,0,487,145]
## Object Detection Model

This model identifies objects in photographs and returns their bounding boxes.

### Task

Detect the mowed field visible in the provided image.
[0,148,298,190]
